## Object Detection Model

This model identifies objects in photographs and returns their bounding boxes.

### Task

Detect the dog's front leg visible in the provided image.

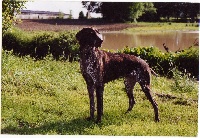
[96,84,104,123]
[87,84,95,121]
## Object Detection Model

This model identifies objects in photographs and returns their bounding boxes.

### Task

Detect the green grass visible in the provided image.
[125,22,199,32]
[1,51,198,136]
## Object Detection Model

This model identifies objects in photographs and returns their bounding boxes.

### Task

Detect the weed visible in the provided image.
[170,68,198,93]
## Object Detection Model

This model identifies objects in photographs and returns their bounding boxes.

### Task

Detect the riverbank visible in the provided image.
[124,22,199,32]
[15,19,199,32]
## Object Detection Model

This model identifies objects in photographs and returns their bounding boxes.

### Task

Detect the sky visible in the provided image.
[23,1,102,19]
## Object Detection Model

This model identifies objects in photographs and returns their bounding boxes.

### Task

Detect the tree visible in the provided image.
[82,1,101,19]
[81,2,156,22]
[100,2,129,22]
[154,2,174,21]
[2,0,26,34]
[79,11,85,19]
[68,10,73,19]
[128,3,156,22]
[58,11,64,19]
[181,3,199,22]
[154,2,200,22]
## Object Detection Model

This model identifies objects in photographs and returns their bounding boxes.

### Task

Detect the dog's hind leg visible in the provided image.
[139,80,160,122]
[124,76,136,113]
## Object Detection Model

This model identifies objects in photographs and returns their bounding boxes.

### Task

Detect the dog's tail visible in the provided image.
[150,68,159,77]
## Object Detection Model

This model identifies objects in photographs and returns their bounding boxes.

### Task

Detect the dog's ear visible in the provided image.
[76,28,89,41]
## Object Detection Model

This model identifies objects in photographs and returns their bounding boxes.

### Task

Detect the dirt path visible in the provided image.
[15,19,140,32]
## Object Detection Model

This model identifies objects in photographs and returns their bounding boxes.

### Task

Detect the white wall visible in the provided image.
[16,14,69,19]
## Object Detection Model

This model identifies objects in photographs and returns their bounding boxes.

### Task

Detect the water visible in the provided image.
[101,31,199,52]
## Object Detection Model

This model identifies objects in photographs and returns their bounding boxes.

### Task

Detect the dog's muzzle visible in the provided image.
[95,33,103,47]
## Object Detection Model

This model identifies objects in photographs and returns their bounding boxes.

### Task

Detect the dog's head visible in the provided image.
[76,27,103,49]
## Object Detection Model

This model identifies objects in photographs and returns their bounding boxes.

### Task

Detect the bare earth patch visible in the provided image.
[15,19,140,32]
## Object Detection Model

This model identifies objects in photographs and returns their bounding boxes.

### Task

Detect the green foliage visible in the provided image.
[2,28,79,62]
[175,47,199,79]
[82,2,199,22]
[170,68,197,93]
[2,0,26,34]
[154,2,200,22]
[83,2,156,22]
[1,52,198,135]
[58,11,64,19]
[2,29,198,78]
[117,46,198,79]
[79,11,85,19]
[126,22,199,32]
[128,3,156,22]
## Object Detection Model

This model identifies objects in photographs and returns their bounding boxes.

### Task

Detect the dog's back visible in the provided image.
[99,50,151,83]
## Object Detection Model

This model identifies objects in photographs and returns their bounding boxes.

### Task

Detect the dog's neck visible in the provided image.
[80,45,98,58]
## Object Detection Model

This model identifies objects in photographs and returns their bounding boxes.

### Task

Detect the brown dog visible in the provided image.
[76,27,159,123]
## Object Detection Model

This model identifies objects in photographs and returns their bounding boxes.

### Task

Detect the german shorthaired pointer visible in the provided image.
[76,27,159,123]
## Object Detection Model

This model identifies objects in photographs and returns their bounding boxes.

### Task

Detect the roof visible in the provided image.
[20,10,69,15]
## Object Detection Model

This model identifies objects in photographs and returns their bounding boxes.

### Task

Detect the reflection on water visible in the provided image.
[101,31,199,52]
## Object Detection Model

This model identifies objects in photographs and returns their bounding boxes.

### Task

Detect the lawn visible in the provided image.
[1,51,198,136]
[125,22,199,32]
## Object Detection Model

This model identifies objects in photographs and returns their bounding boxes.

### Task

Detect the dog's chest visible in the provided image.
[80,51,103,83]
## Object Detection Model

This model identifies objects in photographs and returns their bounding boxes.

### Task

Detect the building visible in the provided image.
[16,10,70,19]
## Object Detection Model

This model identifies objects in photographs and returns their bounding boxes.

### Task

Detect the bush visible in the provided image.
[117,46,198,79]
[33,33,53,59]
[2,28,79,62]
[175,47,199,79]
[117,46,174,76]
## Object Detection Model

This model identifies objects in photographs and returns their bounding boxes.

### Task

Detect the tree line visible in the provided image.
[81,2,200,22]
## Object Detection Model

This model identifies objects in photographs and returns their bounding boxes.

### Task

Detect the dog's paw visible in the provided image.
[155,118,160,122]
[125,109,132,114]
[86,116,94,121]
[95,119,102,124]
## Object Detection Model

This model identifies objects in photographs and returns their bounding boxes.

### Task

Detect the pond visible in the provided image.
[101,31,199,52]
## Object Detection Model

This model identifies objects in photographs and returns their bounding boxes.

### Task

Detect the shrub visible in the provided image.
[2,29,79,61]
[118,46,175,76]
[33,33,53,59]
[117,46,198,79]
[175,47,199,79]
[2,31,18,51]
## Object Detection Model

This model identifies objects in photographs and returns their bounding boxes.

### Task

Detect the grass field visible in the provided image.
[125,22,199,32]
[1,51,198,136]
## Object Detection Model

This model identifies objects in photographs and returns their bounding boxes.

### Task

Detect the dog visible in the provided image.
[76,27,159,123]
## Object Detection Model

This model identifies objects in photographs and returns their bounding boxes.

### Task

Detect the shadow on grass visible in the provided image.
[1,117,96,135]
